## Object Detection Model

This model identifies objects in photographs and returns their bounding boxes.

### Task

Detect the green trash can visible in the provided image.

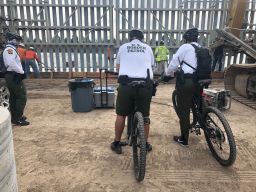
[68,78,95,112]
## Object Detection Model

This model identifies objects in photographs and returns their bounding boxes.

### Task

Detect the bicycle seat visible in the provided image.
[127,80,147,87]
[198,79,212,88]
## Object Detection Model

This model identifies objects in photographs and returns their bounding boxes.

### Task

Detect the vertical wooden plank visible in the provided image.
[201,0,206,31]
[128,0,132,28]
[190,0,195,28]
[84,0,91,72]
[164,0,170,46]
[59,0,66,71]
[46,1,54,74]
[158,0,164,43]
[152,0,157,46]
[0,0,5,19]
[96,0,102,70]
[32,0,40,43]
[146,0,151,44]
[41,1,48,71]
[103,0,108,69]
[25,0,33,42]
[109,0,114,70]
[213,0,219,30]
[140,0,145,31]
[77,0,84,72]
[90,0,97,71]
[171,0,176,48]
[71,0,78,72]
[195,0,200,28]
[122,0,126,44]
[183,1,188,32]
[134,0,138,28]
[51,0,58,72]
[19,0,26,39]
[177,0,182,45]
[64,0,72,72]
[116,0,120,48]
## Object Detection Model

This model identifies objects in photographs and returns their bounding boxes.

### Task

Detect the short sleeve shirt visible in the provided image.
[116,39,154,79]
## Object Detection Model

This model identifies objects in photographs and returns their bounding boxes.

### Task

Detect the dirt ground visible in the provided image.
[12,79,256,192]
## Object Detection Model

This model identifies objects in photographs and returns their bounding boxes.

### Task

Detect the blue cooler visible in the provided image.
[94,86,115,108]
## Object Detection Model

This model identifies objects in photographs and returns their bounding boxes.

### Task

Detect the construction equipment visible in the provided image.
[209,0,256,110]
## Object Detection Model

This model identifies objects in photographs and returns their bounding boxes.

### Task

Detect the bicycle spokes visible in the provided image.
[205,112,230,160]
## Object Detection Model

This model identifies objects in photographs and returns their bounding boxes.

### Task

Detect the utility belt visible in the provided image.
[176,70,196,84]
[183,73,194,78]
[5,71,26,83]
[118,75,153,87]
[5,71,17,75]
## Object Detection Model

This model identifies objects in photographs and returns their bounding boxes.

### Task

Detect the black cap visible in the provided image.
[183,28,198,42]
[129,29,144,41]
[5,32,23,41]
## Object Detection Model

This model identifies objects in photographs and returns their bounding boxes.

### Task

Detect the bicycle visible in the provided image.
[125,80,149,182]
[172,79,236,166]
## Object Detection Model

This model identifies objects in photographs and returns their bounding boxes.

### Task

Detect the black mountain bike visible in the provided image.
[172,79,236,166]
[125,80,148,182]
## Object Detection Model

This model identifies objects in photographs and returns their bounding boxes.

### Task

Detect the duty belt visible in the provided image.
[183,73,194,78]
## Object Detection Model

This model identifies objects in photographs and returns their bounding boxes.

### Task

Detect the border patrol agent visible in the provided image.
[154,40,169,75]
[163,28,199,146]
[3,32,29,126]
[111,29,154,154]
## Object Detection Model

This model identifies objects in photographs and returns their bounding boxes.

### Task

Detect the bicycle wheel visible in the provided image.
[172,90,197,128]
[126,114,132,146]
[132,111,146,182]
[203,106,236,166]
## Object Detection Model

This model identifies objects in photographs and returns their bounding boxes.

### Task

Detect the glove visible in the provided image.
[161,72,173,82]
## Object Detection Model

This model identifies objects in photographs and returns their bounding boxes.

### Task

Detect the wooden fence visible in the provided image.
[0,0,255,74]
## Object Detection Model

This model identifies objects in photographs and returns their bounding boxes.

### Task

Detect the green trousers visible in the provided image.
[5,73,27,122]
[176,77,197,143]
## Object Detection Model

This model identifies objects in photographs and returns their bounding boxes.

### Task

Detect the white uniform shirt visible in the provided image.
[3,44,24,74]
[165,42,199,76]
[116,39,154,79]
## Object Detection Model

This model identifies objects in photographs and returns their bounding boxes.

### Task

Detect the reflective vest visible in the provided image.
[155,46,169,62]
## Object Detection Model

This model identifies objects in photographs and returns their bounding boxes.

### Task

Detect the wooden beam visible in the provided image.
[228,0,248,37]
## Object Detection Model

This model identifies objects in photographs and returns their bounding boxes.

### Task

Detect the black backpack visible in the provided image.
[181,44,212,81]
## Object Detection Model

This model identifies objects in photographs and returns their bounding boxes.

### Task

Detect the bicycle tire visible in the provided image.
[127,114,132,145]
[132,111,147,182]
[172,90,197,128]
[203,106,236,166]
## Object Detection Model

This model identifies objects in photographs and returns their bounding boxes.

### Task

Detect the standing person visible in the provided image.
[17,43,26,71]
[154,40,169,75]
[211,45,224,72]
[111,29,154,154]
[3,32,29,126]
[163,28,200,146]
[25,46,41,78]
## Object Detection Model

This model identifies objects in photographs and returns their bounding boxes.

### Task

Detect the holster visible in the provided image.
[176,69,185,84]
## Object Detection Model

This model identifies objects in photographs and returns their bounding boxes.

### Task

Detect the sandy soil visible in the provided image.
[12,79,256,192]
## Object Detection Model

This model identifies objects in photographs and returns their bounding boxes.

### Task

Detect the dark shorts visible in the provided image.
[116,84,153,117]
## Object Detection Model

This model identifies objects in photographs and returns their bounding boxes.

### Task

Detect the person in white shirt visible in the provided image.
[163,28,200,146]
[111,29,154,154]
[3,32,29,126]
